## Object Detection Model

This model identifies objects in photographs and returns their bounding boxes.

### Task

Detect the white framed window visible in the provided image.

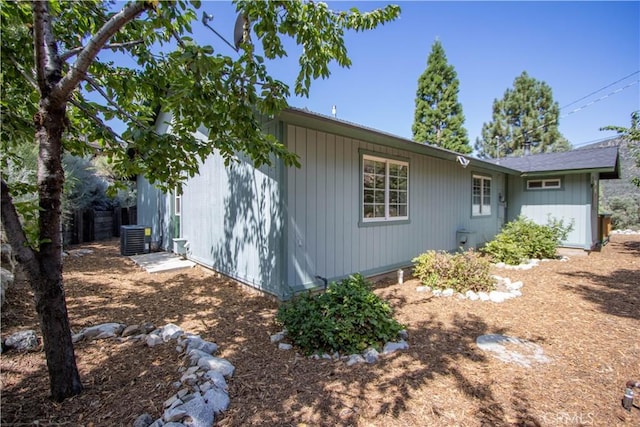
[174,192,181,216]
[527,178,561,190]
[472,175,491,216]
[362,155,408,222]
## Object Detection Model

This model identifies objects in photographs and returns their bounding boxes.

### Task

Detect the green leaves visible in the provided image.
[276,274,404,355]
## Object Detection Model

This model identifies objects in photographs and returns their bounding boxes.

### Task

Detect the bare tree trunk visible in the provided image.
[34,100,83,401]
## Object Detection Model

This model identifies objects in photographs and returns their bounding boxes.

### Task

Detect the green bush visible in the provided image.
[482,216,573,264]
[276,274,404,355]
[603,196,640,230]
[412,249,495,293]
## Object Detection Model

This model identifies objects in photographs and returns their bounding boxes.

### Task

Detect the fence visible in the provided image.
[63,206,137,246]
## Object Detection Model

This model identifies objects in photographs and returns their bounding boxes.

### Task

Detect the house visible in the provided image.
[137,108,619,299]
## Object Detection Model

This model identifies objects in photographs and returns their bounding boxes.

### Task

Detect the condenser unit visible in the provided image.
[120,225,151,256]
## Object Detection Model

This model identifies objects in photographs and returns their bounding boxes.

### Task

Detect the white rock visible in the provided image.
[188,349,212,366]
[80,323,125,340]
[363,347,379,364]
[415,286,428,292]
[163,406,187,422]
[506,280,523,290]
[180,373,198,386]
[149,419,164,427]
[185,336,218,355]
[164,394,180,408]
[133,413,154,427]
[432,289,442,297]
[346,354,365,366]
[199,381,213,393]
[510,290,522,297]
[478,292,490,301]
[71,333,84,343]
[442,288,454,297]
[278,343,292,350]
[489,291,514,303]
[204,370,228,391]
[495,262,506,268]
[383,340,409,354]
[398,329,409,340]
[465,290,479,301]
[203,386,231,414]
[197,356,235,377]
[146,334,163,347]
[270,331,286,343]
[5,330,39,351]
[160,323,184,342]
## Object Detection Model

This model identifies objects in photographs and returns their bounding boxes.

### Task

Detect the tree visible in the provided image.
[475,71,571,158]
[0,0,400,401]
[600,111,640,187]
[412,39,470,153]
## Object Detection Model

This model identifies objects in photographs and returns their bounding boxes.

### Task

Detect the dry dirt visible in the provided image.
[1,235,639,427]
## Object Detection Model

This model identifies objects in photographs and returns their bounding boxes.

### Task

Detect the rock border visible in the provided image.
[270,329,410,366]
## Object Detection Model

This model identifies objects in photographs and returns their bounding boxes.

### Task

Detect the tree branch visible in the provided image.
[68,98,128,147]
[82,74,149,129]
[52,1,152,105]
[0,179,40,281]
[60,40,145,62]
[32,1,62,95]
[8,55,38,90]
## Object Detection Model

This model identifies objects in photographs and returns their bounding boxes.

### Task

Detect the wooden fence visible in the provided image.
[63,206,136,246]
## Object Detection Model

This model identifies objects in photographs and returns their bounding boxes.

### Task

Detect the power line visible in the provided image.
[560,70,639,110]
[561,79,639,119]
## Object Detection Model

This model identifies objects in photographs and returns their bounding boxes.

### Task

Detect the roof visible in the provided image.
[485,146,620,179]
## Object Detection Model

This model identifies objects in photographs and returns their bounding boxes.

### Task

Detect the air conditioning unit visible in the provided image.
[120,225,151,256]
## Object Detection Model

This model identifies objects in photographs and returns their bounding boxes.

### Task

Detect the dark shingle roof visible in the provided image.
[486,146,620,179]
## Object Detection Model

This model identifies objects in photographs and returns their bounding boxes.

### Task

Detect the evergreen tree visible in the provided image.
[412,39,471,154]
[475,71,571,158]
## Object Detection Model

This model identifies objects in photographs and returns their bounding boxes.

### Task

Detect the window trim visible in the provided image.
[360,153,409,225]
[526,178,562,190]
[471,174,492,217]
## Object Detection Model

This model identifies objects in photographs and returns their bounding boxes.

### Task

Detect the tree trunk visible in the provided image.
[34,101,83,401]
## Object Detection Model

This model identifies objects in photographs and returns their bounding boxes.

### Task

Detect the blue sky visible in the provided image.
[196,1,639,150]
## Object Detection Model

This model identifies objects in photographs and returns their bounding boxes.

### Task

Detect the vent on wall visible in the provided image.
[120,225,151,256]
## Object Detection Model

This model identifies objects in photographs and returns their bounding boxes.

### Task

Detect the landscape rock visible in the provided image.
[270,331,286,343]
[441,288,454,297]
[148,419,165,427]
[204,386,231,414]
[1,267,14,306]
[188,349,213,365]
[383,340,409,355]
[161,323,184,342]
[476,334,551,367]
[184,336,218,355]
[204,370,228,391]
[506,280,523,291]
[80,323,125,340]
[122,324,142,337]
[197,356,235,377]
[164,406,188,422]
[133,413,154,427]
[363,348,379,364]
[146,333,163,347]
[278,343,292,350]
[4,330,39,351]
[346,354,365,366]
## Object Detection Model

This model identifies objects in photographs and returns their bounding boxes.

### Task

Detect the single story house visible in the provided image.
[137,108,619,299]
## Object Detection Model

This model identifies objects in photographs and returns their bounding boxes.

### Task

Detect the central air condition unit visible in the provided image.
[120,225,151,256]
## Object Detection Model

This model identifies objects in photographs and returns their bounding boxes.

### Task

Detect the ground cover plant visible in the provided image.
[412,249,495,293]
[276,274,405,355]
[482,215,573,265]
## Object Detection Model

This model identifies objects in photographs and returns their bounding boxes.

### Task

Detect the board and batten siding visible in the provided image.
[506,173,593,249]
[284,124,506,293]
[177,121,286,297]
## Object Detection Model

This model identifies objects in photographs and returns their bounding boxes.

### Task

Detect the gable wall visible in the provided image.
[284,124,506,294]
[506,173,593,248]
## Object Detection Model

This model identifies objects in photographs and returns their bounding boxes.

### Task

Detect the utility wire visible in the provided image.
[560,70,639,110]
[561,79,639,119]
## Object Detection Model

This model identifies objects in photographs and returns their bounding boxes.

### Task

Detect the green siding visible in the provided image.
[284,124,506,293]
[507,173,594,248]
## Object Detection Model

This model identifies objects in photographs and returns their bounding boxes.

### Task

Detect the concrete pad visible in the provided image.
[130,252,196,274]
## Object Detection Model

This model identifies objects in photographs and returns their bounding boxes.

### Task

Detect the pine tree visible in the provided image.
[412,39,471,154]
[475,71,571,158]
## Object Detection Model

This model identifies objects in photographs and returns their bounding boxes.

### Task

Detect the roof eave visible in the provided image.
[279,108,518,175]
[521,167,620,179]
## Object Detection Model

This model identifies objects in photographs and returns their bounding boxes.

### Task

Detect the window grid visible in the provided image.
[363,155,408,222]
[527,178,561,190]
[472,175,491,216]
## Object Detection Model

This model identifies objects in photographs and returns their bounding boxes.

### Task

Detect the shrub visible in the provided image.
[412,249,495,293]
[603,196,640,230]
[276,274,404,355]
[482,216,573,264]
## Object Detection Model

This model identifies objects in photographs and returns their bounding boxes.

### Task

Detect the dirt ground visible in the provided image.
[1,234,639,427]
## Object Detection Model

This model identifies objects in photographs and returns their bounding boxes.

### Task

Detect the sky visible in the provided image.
[193,1,639,151]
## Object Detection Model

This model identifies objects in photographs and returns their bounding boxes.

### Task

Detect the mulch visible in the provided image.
[1,235,639,426]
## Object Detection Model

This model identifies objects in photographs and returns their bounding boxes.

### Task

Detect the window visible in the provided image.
[174,192,181,216]
[363,155,408,222]
[472,175,491,216]
[527,178,561,190]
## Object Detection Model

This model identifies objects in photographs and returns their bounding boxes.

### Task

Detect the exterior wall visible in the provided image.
[506,173,594,249]
[176,121,286,298]
[283,124,506,294]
